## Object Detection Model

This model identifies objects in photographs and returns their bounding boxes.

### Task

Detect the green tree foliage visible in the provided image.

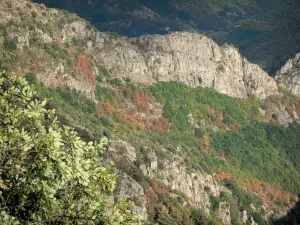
[212,124,300,194]
[0,72,138,224]
[34,81,107,140]
[162,101,173,119]
[263,123,300,172]
[149,82,260,130]
[44,43,68,60]
[3,39,17,51]
[147,195,221,225]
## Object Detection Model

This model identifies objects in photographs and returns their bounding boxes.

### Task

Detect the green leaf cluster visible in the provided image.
[0,72,138,224]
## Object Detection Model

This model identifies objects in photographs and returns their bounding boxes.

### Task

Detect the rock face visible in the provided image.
[276,53,300,97]
[115,173,148,222]
[219,202,231,225]
[0,0,278,100]
[108,140,279,224]
[271,104,299,124]
[90,32,278,99]
[110,141,232,220]
[139,149,228,214]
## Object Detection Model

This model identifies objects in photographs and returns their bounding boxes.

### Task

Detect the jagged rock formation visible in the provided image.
[115,173,148,222]
[33,0,300,76]
[219,202,231,225]
[108,140,280,224]
[276,53,300,96]
[0,0,278,100]
[139,148,227,214]
[89,32,278,99]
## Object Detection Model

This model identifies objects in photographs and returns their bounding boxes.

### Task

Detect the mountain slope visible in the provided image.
[33,0,300,74]
[0,0,278,100]
[1,0,300,224]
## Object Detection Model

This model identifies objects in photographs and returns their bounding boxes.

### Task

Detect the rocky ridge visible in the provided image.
[0,0,278,100]
[276,53,300,97]
[88,32,279,99]
[108,139,284,224]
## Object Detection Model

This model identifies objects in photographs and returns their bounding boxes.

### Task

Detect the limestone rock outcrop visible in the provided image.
[0,0,278,100]
[139,149,228,214]
[90,32,278,99]
[276,53,300,97]
[219,202,231,225]
[115,173,148,222]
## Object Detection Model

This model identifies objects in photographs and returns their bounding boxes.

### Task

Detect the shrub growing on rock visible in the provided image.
[3,39,17,51]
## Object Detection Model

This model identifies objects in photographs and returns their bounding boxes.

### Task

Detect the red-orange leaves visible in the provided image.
[215,173,294,209]
[296,106,300,116]
[215,172,232,180]
[77,54,96,86]
[133,92,149,113]
[55,39,63,46]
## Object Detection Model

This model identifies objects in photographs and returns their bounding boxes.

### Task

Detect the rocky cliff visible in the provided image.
[33,0,300,76]
[89,32,278,99]
[108,139,287,224]
[0,0,278,100]
[276,53,300,96]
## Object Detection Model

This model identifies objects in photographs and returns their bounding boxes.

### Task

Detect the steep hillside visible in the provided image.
[32,0,300,74]
[1,0,300,224]
[0,0,278,100]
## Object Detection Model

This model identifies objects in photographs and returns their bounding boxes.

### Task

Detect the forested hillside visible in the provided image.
[1,0,300,224]
[33,76,300,224]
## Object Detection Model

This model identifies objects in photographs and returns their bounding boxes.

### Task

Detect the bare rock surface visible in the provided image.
[91,32,278,99]
[276,53,300,97]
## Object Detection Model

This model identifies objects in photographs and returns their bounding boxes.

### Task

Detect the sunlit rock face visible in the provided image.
[276,53,300,97]
[0,0,277,100]
[91,32,278,99]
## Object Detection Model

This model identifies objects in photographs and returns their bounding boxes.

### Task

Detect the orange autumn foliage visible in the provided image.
[216,112,223,122]
[33,64,39,75]
[215,172,232,180]
[151,181,171,196]
[103,100,117,113]
[296,106,300,116]
[133,92,149,113]
[77,54,96,86]
[231,122,240,129]
[217,155,227,162]
[237,178,294,208]
[55,39,63,46]
[145,189,158,203]
[97,99,169,133]
[216,173,294,209]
